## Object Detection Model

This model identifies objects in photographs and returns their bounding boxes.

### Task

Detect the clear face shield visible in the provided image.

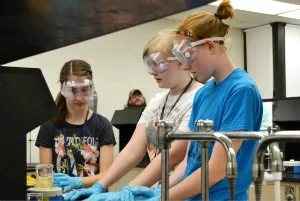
[172,37,225,65]
[61,79,95,100]
[143,52,177,74]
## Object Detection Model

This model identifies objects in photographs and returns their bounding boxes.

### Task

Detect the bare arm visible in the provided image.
[169,140,243,200]
[93,124,148,188]
[128,140,188,187]
[168,142,190,188]
[82,144,114,187]
[39,146,53,164]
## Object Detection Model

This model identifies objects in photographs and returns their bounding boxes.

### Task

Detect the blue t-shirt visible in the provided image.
[184,68,263,201]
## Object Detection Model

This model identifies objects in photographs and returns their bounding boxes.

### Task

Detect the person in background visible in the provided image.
[124,89,147,108]
[36,59,116,192]
[63,29,203,201]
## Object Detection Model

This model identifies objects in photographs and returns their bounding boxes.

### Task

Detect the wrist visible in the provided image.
[92,182,106,193]
[73,177,84,189]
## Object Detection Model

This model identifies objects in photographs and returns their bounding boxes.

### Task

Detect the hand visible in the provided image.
[83,185,132,201]
[130,186,161,200]
[83,189,134,201]
[53,173,83,191]
[64,182,105,201]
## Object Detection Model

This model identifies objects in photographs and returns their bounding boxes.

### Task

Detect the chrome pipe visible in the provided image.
[253,132,300,201]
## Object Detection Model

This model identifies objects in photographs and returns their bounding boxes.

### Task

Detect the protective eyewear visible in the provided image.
[61,79,95,100]
[143,52,177,74]
[172,37,224,65]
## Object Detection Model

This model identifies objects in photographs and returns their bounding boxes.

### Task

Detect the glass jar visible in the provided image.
[35,164,53,189]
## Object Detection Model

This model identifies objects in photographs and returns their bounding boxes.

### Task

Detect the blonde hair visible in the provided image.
[177,0,234,41]
[143,29,176,58]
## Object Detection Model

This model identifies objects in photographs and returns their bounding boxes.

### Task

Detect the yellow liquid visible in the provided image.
[35,176,53,189]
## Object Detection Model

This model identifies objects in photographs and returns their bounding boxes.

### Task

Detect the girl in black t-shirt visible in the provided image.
[36,59,116,191]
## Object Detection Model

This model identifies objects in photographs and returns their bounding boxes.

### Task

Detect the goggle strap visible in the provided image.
[166,57,177,61]
[191,37,225,47]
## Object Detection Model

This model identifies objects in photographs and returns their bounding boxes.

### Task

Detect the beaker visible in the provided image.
[35,164,53,189]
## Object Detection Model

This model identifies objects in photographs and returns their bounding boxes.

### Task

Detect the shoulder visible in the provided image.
[41,119,56,129]
[153,90,169,99]
[147,90,169,105]
[91,113,112,127]
[230,69,260,96]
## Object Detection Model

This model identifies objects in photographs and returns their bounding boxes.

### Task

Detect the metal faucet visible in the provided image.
[156,119,237,201]
[252,131,300,201]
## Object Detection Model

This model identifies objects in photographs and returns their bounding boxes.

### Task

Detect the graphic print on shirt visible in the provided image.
[54,133,99,176]
[146,97,185,161]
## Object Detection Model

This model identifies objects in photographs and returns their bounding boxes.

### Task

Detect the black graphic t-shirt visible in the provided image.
[36,113,116,177]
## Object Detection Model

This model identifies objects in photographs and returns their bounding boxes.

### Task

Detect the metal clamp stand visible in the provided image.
[157,119,237,201]
[195,120,214,201]
[252,131,300,201]
[156,120,174,201]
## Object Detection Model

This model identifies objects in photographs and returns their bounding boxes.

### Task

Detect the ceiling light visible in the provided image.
[209,0,300,15]
[279,9,300,19]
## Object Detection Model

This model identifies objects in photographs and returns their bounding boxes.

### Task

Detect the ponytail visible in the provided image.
[52,92,68,127]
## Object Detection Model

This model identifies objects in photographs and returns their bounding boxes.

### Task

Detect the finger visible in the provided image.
[70,191,86,201]
[63,191,76,200]
[63,185,72,191]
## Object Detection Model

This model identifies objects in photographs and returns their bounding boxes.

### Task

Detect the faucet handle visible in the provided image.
[156,120,174,128]
[195,120,214,131]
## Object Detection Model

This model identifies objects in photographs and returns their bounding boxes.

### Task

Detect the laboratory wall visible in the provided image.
[4,18,244,163]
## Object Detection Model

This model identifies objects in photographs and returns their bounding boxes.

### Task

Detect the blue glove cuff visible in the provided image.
[72,177,84,189]
[92,182,106,193]
[122,184,132,191]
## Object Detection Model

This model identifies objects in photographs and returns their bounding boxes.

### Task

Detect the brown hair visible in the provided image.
[177,0,234,41]
[143,29,176,58]
[52,59,93,126]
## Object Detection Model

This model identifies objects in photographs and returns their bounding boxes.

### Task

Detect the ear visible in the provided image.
[205,40,217,55]
[177,62,190,71]
[128,98,133,104]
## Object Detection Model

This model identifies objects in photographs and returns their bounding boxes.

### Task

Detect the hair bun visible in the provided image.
[215,0,235,20]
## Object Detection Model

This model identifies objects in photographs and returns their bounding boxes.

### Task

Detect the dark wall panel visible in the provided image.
[0,0,216,64]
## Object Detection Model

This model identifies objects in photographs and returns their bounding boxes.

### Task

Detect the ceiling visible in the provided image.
[165,0,300,29]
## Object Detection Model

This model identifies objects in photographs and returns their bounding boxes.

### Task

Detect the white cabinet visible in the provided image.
[245,25,274,99]
[285,24,300,98]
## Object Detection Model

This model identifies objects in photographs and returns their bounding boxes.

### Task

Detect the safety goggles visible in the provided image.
[172,37,225,65]
[143,52,178,74]
[61,79,95,100]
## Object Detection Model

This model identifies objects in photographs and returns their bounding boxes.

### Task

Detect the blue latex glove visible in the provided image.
[53,173,83,191]
[130,186,161,200]
[64,182,105,201]
[83,185,133,201]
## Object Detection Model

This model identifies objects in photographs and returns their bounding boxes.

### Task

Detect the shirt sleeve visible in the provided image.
[219,86,260,132]
[177,103,193,133]
[137,96,156,125]
[97,117,116,147]
[35,121,54,148]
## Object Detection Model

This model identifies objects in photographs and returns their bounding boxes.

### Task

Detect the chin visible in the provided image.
[73,103,88,109]
[157,82,167,89]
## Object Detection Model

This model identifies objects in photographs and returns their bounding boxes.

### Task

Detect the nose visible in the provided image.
[149,70,158,76]
[74,91,84,101]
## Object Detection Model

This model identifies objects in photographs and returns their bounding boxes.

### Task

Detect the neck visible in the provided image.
[213,53,236,84]
[169,75,192,96]
[66,107,89,125]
